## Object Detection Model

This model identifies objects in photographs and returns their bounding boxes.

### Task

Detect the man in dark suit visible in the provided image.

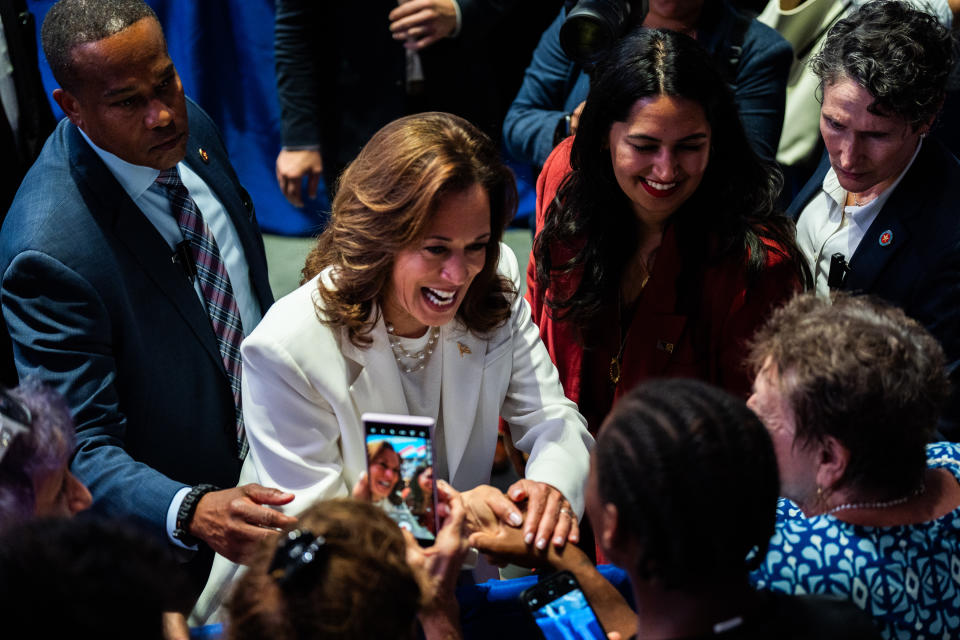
[0,0,295,596]
[788,0,960,438]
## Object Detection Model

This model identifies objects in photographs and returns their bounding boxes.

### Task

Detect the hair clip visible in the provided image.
[268,529,328,588]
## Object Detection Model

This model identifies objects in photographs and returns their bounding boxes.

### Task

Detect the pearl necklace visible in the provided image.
[825,482,925,516]
[385,323,439,373]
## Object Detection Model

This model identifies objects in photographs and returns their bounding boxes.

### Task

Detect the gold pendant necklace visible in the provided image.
[609,274,649,385]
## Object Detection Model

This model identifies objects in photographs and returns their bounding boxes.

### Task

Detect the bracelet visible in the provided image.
[174,483,219,546]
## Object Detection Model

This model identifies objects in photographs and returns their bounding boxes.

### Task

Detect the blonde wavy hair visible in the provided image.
[302,112,518,347]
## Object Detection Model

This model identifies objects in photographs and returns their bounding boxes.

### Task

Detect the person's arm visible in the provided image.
[274,0,325,206]
[1,250,296,562]
[0,248,187,527]
[239,320,354,516]
[497,245,594,545]
[406,483,470,640]
[462,486,637,638]
[502,9,585,166]
[731,19,792,164]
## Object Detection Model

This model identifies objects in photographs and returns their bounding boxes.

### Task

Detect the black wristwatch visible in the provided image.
[174,483,218,546]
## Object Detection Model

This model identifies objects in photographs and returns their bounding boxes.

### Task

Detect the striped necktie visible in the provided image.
[153,167,247,458]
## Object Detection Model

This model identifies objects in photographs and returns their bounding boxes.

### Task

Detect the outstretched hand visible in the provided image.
[406,481,469,638]
[189,484,296,564]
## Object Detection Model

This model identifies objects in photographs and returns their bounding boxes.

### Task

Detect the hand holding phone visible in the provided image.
[521,570,608,640]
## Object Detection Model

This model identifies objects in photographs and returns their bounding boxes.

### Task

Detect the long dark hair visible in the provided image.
[535,28,809,325]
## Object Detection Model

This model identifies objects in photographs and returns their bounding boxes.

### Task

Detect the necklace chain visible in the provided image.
[609,274,650,385]
[386,323,439,373]
[825,482,925,515]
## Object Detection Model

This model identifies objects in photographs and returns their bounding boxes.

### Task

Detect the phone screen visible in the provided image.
[362,413,437,544]
[523,572,606,640]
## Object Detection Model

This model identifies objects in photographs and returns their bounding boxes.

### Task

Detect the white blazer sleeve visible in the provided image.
[497,246,594,516]
[240,305,351,516]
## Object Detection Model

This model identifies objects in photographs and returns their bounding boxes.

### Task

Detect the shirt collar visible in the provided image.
[78,128,162,202]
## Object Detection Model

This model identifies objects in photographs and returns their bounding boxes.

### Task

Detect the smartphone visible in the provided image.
[361,412,438,545]
[520,570,607,640]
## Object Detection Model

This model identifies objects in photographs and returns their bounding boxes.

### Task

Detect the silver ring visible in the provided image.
[559,507,574,518]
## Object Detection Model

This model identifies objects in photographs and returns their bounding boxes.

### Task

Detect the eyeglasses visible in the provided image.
[0,387,31,464]
[268,529,328,588]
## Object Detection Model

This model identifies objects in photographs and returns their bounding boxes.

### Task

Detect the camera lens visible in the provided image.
[559,0,632,65]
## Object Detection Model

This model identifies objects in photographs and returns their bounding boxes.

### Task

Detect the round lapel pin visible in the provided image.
[198,148,210,164]
[879,230,893,247]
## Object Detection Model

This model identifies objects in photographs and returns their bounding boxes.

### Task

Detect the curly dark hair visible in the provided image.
[303,112,517,347]
[41,0,159,93]
[535,28,808,326]
[594,378,780,589]
[748,292,948,498]
[228,499,421,640]
[811,0,954,128]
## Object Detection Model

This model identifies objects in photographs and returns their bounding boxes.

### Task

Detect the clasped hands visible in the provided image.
[353,472,578,568]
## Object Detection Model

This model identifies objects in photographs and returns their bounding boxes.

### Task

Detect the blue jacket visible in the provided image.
[503,2,793,166]
[0,99,273,580]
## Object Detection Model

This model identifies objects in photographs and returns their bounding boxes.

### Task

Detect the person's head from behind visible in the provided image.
[572,28,773,236]
[811,0,952,200]
[42,0,189,169]
[747,293,946,514]
[0,379,91,526]
[303,111,518,344]
[367,440,402,502]
[228,498,422,640]
[0,517,190,639]
[588,379,779,589]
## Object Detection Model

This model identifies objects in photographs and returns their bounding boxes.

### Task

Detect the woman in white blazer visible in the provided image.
[192,112,593,624]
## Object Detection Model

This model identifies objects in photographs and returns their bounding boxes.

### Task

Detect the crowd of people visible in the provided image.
[1,0,959,639]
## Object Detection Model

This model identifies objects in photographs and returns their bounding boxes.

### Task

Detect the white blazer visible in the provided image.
[192,244,592,624]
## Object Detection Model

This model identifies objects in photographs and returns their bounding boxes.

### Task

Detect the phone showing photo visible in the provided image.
[520,570,607,640]
[361,412,438,545]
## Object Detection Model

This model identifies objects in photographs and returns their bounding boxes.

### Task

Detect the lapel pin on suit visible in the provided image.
[457,342,471,357]
[198,148,210,164]
[879,230,893,247]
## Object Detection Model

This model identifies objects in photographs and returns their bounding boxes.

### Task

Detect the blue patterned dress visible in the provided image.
[751,442,960,640]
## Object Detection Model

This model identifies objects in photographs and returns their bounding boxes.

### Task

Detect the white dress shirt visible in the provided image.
[796,140,922,297]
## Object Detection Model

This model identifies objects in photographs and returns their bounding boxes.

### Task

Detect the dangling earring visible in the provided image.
[816,485,828,510]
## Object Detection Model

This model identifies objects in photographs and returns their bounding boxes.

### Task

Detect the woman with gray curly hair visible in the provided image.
[747,293,960,639]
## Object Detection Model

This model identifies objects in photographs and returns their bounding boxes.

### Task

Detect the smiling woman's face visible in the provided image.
[607,94,711,233]
[369,447,402,500]
[382,182,492,338]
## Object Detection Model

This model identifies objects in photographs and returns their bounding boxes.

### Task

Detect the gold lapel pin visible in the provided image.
[457,342,472,357]
[198,148,209,164]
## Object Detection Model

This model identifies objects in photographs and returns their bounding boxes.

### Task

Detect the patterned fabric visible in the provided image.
[752,442,960,639]
[153,167,246,458]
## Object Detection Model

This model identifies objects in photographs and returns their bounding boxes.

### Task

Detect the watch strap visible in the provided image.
[174,483,218,546]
